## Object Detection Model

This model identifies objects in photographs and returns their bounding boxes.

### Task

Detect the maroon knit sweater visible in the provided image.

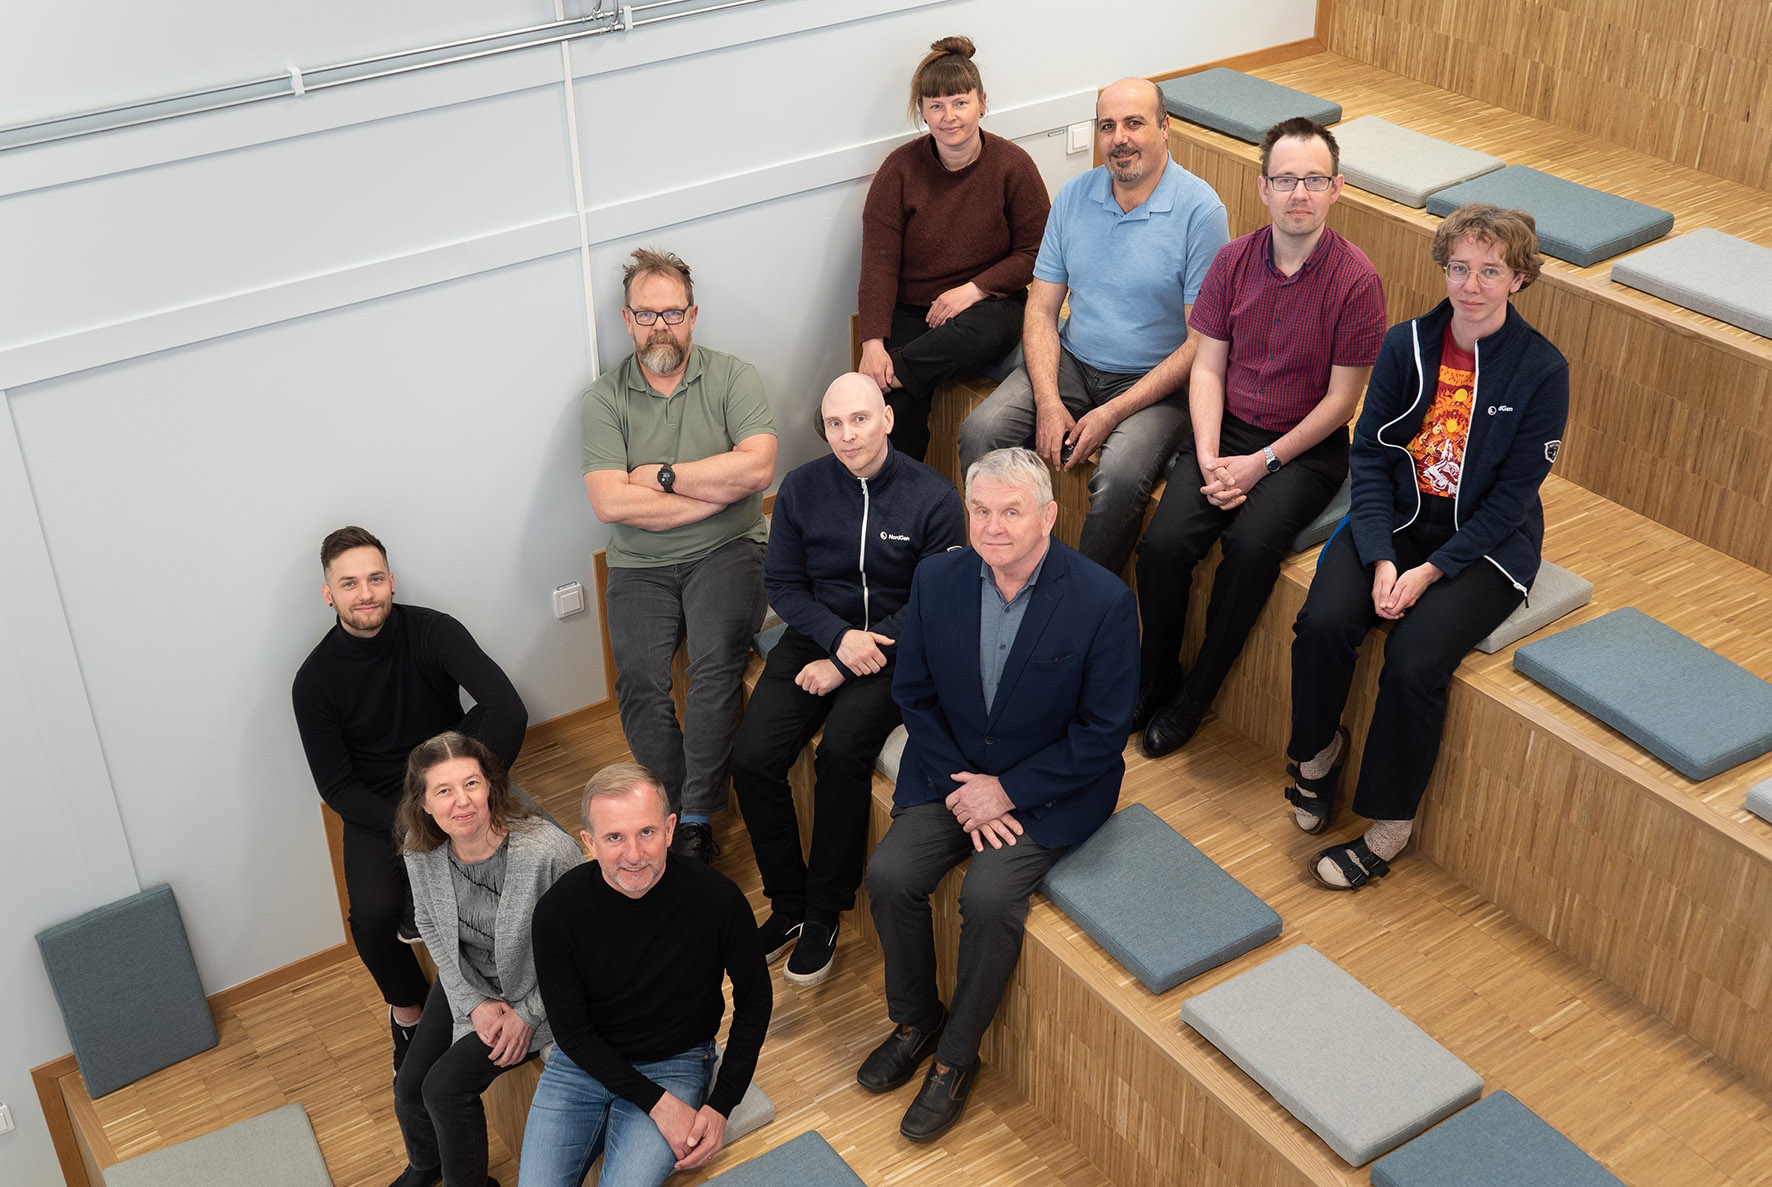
[858,130,1050,343]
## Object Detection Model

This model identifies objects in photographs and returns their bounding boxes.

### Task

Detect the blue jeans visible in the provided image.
[517,1042,715,1187]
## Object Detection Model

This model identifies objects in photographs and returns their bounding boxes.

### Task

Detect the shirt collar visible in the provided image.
[1094,155,1176,220]
[979,547,1049,605]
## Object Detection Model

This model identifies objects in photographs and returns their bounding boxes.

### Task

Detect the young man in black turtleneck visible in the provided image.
[291,525,527,1076]
[729,373,965,987]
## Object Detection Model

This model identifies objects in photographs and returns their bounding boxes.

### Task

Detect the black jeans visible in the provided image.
[341,819,430,1008]
[1288,497,1523,821]
[1137,413,1348,708]
[393,980,526,1184]
[884,294,1026,462]
[730,628,902,918]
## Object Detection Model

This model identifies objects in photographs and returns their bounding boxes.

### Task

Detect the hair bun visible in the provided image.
[930,35,975,59]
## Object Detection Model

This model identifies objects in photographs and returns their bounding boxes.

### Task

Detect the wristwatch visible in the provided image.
[658,462,676,493]
[1262,445,1282,474]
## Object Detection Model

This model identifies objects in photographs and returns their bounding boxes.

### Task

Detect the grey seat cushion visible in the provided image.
[753,621,788,657]
[1425,166,1673,267]
[1473,561,1593,654]
[1041,803,1281,993]
[703,1131,865,1185]
[1745,777,1772,825]
[1513,607,1772,780]
[1370,1090,1625,1187]
[1158,69,1341,145]
[105,1103,333,1187]
[1181,944,1482,1166]
[1610,227,1772,338]
[1291,476,1351,552]
[873,724,909,783]
[36,883,217,1098]
[1333,116,1505,208]
[711,1048,776,1143]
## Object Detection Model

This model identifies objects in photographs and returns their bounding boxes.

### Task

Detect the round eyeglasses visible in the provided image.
[1263,174,1333,192]
[627,307,689,326]
[1442,263,1511,289]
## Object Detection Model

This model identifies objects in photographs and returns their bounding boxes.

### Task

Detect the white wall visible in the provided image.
[0,0,1314,1180]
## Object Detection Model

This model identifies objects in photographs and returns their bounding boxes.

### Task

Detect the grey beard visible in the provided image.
[641,339,686,373]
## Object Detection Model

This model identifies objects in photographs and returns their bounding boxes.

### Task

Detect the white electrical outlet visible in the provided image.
[553,581,586,620]
[0,1101,14,1135]
[1067,120,1092,154]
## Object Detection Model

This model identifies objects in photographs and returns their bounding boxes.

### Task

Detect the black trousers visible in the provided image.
[341,819,430,1008]
[393,980,524,1184]
[884,294,1026,461]
[1136,413,1348,708]
[1287,498,1522,821]
[730,628,902,918]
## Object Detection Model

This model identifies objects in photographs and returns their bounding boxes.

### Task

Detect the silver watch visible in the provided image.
[1262,445,1282,474]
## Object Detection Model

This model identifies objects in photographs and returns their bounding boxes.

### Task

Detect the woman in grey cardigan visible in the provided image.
[389,732,582,1187]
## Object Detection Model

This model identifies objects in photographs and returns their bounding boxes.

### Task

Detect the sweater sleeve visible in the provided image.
[506,826,584,1032]
[706,881,772,1116]
[763,475,858,666]
[869,479,966,645]
[408,850,489,1030]
[859,150,910,342]
[428,613,528,774]
[969,143,1050,298]
[292,673,397,835]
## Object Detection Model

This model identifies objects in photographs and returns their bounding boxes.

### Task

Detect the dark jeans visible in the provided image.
[883,294,1026,462]
[1288,498,1523,821]
[393,980,525,1185]
[1137,412,1349,708]
[958,347,1189,575]
[341,819,430,1008]
[866,801,1058,1068]
[731,628,902,918]
[607,536,766,817]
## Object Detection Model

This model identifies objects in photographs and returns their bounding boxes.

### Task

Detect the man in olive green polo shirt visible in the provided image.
[582,247,779,863]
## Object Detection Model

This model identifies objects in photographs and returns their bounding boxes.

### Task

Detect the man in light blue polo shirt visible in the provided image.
[958,77,1229,577]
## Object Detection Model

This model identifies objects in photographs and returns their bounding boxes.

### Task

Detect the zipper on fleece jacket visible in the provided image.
[857,477,872,631]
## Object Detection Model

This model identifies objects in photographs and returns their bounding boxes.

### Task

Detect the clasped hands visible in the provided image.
[1035,401,1119,472]
[470,999,534,1068]
[1371,559,1442,620]
[1196,452,1268,510]
[649,1090,728,1171]
[946,770,1022,851]
[795,630,894,696]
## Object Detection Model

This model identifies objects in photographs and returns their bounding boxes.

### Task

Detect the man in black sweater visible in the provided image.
[523,763,770,1186]
[291,526,527,1075]
[730,373,964,987]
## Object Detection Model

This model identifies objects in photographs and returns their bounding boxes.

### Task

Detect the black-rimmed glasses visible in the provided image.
[1263,174,1333,192]
[627,307,689,326]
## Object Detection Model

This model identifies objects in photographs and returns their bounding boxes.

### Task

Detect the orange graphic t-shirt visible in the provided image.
[1407,326,1475,497]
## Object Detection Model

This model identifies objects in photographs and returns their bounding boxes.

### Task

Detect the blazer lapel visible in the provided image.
[957,553,988,721]
[985,542,1067,731]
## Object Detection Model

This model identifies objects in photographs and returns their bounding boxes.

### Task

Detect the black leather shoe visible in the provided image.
[386,1166,440,1187]
[1141,695,1209,759]
[1129,674,1181,735]
[670,821,719,863]
[899,1058,980,1142]
[856,1009,945,1093]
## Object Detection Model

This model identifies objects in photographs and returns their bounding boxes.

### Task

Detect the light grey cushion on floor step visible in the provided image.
[1472,561,1593,653]
[1370,1090,1625,1187]
[1181,944,1482,1166]
[1158,69,1341,144]
[36,883,217,1098]
[874,724,909,783]
[1610,227,1772,339]
[1744,777,1772,825]
[703,1131,865,1185]
[1041,803,1281,993]
[1333,116,1505,208]
[712,1047,776,1142]
[1513,607,1772,781]
[754,621,788,657]
[1425,166,1673,267]
[1292,476,1352,552]
[104,1103,332,1187]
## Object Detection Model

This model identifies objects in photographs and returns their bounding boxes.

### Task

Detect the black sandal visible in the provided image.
[1311,836,1391,891]
[1284,726,1349,835]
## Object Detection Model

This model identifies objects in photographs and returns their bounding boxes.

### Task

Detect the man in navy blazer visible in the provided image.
[858,447,1137,1143]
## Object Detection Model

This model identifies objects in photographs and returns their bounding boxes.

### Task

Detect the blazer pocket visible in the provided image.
[1035,652,1077,664]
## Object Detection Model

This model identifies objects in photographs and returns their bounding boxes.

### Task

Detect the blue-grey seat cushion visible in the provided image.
[1473,561,1593,654]
[1425,166,1673,267]
[874,724,908,782]
[1513,607,1772,781]
[1181,944,1482,1166]
[1745,777,1772,825]
[703,1131,865,1185]
[1041,803,1280,993]
[1333,116,1505,208]
[105,1103,333,1187]
[1158,69,1341,144]
[36,883,217,1098]
[1370,1091,1624,1187]
[1292,476,1352,552]
[753,621,788,658]
[1610,227,1772,339]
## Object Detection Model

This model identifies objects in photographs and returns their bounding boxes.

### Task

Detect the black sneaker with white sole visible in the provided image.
[784,919,837,986]
[754,912,804,964]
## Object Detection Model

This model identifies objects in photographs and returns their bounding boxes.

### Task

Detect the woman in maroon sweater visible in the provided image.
[858,36,1051,461]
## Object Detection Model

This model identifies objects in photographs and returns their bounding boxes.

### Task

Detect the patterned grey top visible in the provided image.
[449,838,508,998]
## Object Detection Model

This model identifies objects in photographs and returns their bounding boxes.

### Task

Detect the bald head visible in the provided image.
[821,371,894,479]
[1098,77,1163,124]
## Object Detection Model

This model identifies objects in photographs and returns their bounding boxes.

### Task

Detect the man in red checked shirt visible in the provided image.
[1135,117,1387,758]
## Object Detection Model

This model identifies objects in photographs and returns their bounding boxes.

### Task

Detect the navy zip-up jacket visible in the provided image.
[764,446,966,678]
[1348,299,1569,594]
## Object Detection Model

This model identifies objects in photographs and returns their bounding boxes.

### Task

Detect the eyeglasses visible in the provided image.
[627,307,689,326]
[1263,174,1333,192]
[1442,263,1511,289]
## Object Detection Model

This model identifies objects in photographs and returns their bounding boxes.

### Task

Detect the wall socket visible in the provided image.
[0,1101,14,1135]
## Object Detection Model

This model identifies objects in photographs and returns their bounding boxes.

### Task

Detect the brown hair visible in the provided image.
[908,36,984,122]
[396,732,534,854]
[580,762,670,835]
[320,525,386,574]
[1258,117,1340,177]
[1431,203,1544,290]
[622,247,694,307]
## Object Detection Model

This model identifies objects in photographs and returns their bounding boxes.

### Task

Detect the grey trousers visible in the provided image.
[606,536,765,817]
[866,800,1059,1068]
[957,348,1189,576]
